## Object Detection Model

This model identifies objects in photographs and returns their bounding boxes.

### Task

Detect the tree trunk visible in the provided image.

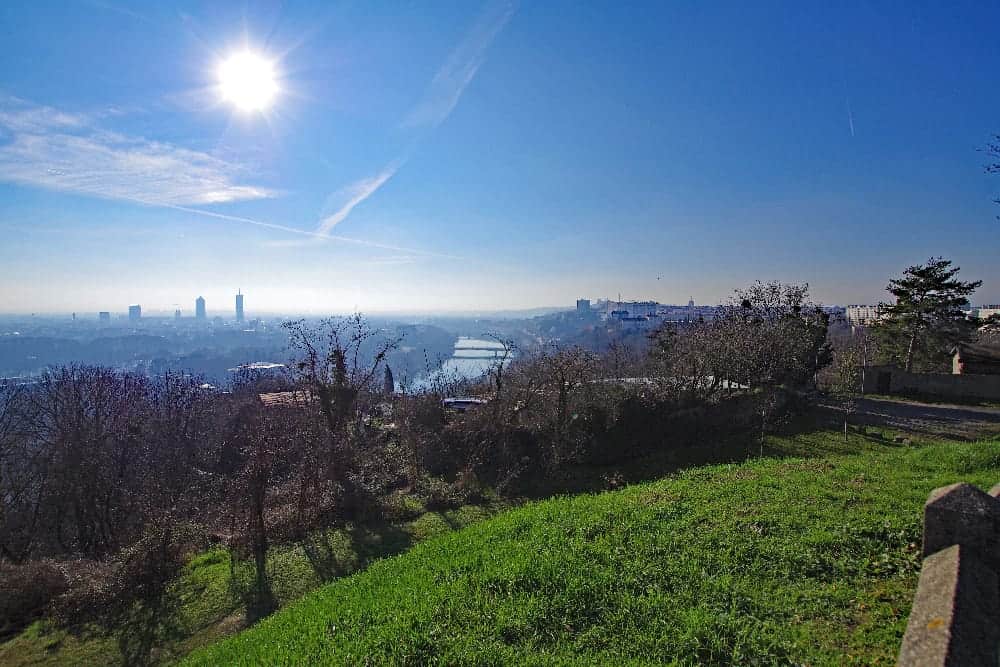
[759,407,766,458]
[253,540,268,602]
[904,331,917,372]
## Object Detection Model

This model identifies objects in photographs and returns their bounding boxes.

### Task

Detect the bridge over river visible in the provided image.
[452,337,511,359]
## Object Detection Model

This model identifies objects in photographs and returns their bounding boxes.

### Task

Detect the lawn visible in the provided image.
[182,435,1000,666]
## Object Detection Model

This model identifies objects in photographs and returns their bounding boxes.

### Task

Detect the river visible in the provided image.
[410,337,514,391]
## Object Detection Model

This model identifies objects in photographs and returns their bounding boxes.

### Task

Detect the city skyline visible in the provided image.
[10,291,1000,319]
[2,2,1000,313]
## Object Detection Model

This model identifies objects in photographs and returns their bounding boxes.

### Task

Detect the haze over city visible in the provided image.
[1,1,998,314]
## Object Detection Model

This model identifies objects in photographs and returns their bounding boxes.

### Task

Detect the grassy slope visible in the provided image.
[183,436,1000,666]
[0,506,494,667]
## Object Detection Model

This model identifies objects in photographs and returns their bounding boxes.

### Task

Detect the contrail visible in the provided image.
[401,0,517,129]
[313,0,517,237]
[315,159,405,235]
[163,203,459,258]
[846,97,855,138]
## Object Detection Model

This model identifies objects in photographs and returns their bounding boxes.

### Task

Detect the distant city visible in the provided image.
[3,292,998,387]
[102,291,248,324]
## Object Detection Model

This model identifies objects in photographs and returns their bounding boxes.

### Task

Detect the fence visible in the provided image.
[897,482,1000,665]
[863,365,1000,402]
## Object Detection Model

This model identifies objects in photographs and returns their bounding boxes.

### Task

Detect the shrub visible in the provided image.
[50,522,204,629]
[48,559,116,628]
[0,559,69,637]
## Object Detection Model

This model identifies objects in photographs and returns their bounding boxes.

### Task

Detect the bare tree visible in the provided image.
[527,346,600,469]
[283,315,401,522]
[828,339,864,441]
[483,333,516,406]
[222,395,287,621]
[651,281,831,454]
[15,367,151,558]
[0,381,33,562]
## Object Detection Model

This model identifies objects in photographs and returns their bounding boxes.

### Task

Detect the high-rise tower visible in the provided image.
[235,290,244,323]
[195,296,206,320]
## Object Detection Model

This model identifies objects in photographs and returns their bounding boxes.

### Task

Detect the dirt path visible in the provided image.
[849,396,1000,440]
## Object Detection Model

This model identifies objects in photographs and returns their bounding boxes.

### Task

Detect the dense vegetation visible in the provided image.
[184,435,1000,666]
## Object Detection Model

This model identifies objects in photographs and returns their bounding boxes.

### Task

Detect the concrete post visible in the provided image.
[922,483,999,571]
[898,482,1000,666]
[897,545,999,666]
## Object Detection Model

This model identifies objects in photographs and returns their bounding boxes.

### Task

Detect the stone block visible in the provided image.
[898,545,999,666]
[923,483,1000,570]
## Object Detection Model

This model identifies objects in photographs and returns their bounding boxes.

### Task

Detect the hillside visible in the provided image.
[184,436,1000,666]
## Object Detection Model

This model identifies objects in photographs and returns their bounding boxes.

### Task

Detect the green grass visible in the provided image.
[0,502,497,667]
[183,436,1000,666]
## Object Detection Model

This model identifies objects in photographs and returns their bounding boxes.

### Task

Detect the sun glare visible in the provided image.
[217,51,278,112]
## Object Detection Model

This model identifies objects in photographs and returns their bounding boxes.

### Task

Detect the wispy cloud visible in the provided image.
[316,158,405,235]
[402,1,517,129]
[308,2,515,239]
[0,96,275,206]
[0,97,453,258]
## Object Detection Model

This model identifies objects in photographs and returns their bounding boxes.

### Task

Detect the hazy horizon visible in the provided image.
[2,1,999,313]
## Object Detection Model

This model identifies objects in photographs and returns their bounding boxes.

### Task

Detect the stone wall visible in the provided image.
[862,366,1000,401]
[897,482,1000,666]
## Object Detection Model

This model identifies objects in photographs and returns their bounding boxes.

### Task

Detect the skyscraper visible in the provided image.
[128,305,141,321]
[195,296,206,320]
[99,311,110,322]
[235,290,244,323]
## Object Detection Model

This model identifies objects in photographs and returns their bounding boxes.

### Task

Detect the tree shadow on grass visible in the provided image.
[113,590,185,667]
[521,405,911,499]
[227,552,277,627]
[301,523,415,585]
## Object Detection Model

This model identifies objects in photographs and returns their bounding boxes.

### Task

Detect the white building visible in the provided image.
[601,300,662,331]
[846,304,884,326]
[603,300,659,320]
[971,305,1000,320]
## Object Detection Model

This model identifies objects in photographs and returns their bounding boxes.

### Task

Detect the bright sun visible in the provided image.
[217,51,278,112]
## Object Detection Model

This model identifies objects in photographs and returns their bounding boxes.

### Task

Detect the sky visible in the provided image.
[1,0,999,315]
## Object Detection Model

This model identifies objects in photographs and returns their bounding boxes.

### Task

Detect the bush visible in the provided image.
[415,474,478,512]
[0,560,69,637]
[50,522,205,629]
[48,559,117,627]
[379,494,427,522]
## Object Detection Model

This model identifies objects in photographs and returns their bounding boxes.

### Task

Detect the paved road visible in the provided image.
[849,396,1000,440]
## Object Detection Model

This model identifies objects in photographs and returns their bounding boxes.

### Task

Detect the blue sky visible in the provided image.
[1,1,998,314]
